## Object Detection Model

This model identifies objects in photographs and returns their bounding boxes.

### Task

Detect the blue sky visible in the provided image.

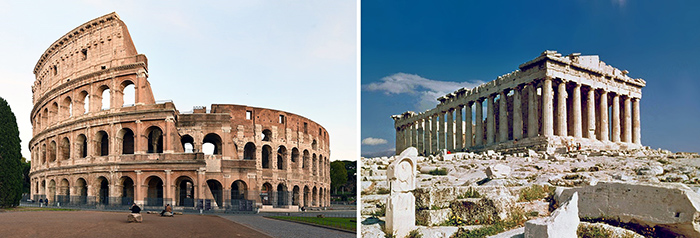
[0,0,357,161]
[361,0,700,156]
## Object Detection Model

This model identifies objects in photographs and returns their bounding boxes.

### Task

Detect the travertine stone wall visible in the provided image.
[393,51,646,155]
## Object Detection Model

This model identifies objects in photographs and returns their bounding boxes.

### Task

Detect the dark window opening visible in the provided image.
[147,127,164,153]
[262,129,272,142]
[81,49,87,60]
[303,122,308,134]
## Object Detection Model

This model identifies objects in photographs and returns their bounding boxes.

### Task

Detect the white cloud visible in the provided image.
[362,137,388,146]
[364,73,484,111]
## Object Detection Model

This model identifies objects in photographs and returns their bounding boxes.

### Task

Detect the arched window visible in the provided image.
[62,97,72,118]
[120,128,135,155]
[60,137,70,160]
[96,131,109,156]
[180,135,194,153]
[277,183,287,206]
[261,145,272,169]
[50,102,58,124]
[147,126,164,153]
[41,143,47,164]
[48,141,57,162]
[261,183,273,205]
[312,139,318,150]
[244,142,256,160]
[96,177,109,205]
[312,154,317,175]
[262,129,272,142]
[277,146,286,170]
[302,150,310,169]
[291,147,299,163]
[77,134,87,158]
[79,91,89,114]
[99,86,110,110]
[121,81,136,107]
[175,176,194,207]
[202,133,222,155]
[231,180,247,200]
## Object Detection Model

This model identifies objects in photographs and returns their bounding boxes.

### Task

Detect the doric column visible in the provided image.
[632,98,641,144]
[527,84,538,138]
[542,78,554,136]
[417,119,424,154]
[431,114,438,153]
[407,124,414,148]
[486,94,496,145]
[475,99,484,146]
[412,123,418,148]
[395,126,403,154]
[586,87,596,139]
[424,118,432,155]
[555,80,568,136]
[599,90,609,141]
[611,94,621,142]
[623,96,632,143]
[446,109,454,151]
[498,90,508,142]
[572,83,582,138]
[438,112,445,151]
[513,87,523,140]
[465,103,473,148]
[455,105,464,151]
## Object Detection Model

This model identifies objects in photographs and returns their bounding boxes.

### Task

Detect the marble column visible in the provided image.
[498,91,508,142]
[465,103,473,148]
[486,95,496,145]
[395,127,404,154]
[599,90,609,141]
[417,119,424,154]
[455,106,463,151]
[407,124,414,149]
[513,87,523,140]
[556,80,568,136]
[475,100,484,146]
[586,87,596,139]
[542,78,554,136]
[412,123,418,147]
[572,83,582,138]
[425,117,432,155]
[438,112,445,151]
[446,109,454,151]
[431,114,438,153]
[623,96,632,143]
[611,94,621,142]
[632,98,641,144]
[527,84,538,138]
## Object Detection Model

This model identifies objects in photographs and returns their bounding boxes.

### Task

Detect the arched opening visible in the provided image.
[121,81,136,107]
[303,150,310,169]
[36,113,42,129]
[60,137,70,161]
[244,142,256,160]
[262,129,272,142]
[77,134,87,158]
[261,145,272,169]
[121,177,134,205]
[303,186,310,207]
[146,176,164,206]
[42,108,48,128]
[203,133,222,155]
[147,126,164,153]
[74,178,88,205]
[48,180,56,203]
[206,180,223,208]
[96,131,109,156]
[58,179,70,205]
[180,135,194,153]
[176,176,195,207]
[312,139,318,150]
[319,155,324,177]
[312,186,318,207]
[291,147,299,164]
[312,154,317,176]
[41,144,46,164]
[79,91,89,114]
[277,146,286,170]
[277,183,287,206]
[48,140,56,162]
[261,182,273,205]
[100,86,110,110]
[97,176,109,205]
[231,180,247,200]
[120,128,135,155]
[62,97,72,118]
[50,102,58,124]
[292,186,300,205]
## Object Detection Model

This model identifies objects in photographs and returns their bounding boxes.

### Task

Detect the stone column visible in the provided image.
[446,109,454,151]
[465,103,473,148]
[455,106,463,151]
[611,94,621,142]
[542,78,554,136]
[411,123,418,148]
[165,170,173,206]
[556,80,568,136]
[424,118,431,155]
[527,84,538,138]
[623,96,632,143]
[417,119,424,154]
[475,100,484,146]
[586,88,596,139]
[632,98,641,144]
[395,127,403,154]
[135,170,143,205]
[438,112,445,151]
[135,120,143,154]
[486,95,496,145]
[498,90,508,142]
[431,114,438,153]
[599,90,609,141]
[572,83,582,138]
[513,87,523,140]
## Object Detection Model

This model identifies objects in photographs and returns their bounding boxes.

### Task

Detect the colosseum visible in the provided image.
[28,12,331,211]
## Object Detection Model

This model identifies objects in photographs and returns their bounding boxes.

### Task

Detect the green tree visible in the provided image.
[21,157,31,194]
[0,97,23,208]
[330,161,348,194]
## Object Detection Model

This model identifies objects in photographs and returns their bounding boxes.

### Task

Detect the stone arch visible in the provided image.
[59,178,70,198]
[98,85,110,110]
[303,186,310,207]
[261,182,273,205]
[96,176,109,205]
[277,146,287,170]
[244,142,256,160]
[146,126,164,153]
[303,149,310,169]
[60,137,70,161]
[291,147,299,164]
[231,180,247,200]
[48,140,57,162]
[50,102,58,124]
[312,186,318,206]
[261,145,272,169]
[175,176,195,207]
[42,108,48,128]
[206,179,223,208]
[77,134,87,158]
[79,90,89,114]
[41,143,46,164]
[120,176,135,205]
[319,155,324,177]
[96,130,109,156]
[120,80,136,107]
[312,153,317,175]
[203,133,222,155]
[36,112,42,129]
[74,178,88,198]
[180,134,194,153]
[262,129,272,142]
[118,128,135,155]
[292,185,300,205]
[277,183,288,206]
[146,175,164,206]
[48,179,56,203]
[61,96,72,118]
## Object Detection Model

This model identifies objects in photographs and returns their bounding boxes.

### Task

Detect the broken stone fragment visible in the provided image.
[486,164,511,180]
[524,192,579,238]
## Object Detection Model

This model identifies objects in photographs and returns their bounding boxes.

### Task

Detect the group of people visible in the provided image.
[37,198,49,206]
[129,203,172,216]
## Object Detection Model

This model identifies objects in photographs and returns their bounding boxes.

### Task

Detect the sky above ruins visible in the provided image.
[0,1,358,161]
[362,1,700,156]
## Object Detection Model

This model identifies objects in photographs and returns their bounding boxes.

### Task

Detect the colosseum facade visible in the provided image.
[28,12,331,211]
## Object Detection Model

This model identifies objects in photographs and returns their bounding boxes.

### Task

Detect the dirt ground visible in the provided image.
[0,210,271,238]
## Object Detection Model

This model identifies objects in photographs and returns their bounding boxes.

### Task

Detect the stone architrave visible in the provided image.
[386,149,417,238]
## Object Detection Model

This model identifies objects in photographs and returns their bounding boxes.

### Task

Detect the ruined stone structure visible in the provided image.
[393,51,645,155]
[28,13,331,210]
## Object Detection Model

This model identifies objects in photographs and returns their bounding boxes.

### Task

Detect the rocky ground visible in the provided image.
[360,147,700,238]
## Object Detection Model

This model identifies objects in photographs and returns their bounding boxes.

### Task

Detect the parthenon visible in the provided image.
[392,51,646,155]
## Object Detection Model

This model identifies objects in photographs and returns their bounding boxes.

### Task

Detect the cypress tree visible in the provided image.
[0,97,23,208]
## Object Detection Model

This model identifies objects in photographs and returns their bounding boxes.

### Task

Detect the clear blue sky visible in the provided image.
[361,0,700,156]
[0,0,357,161]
